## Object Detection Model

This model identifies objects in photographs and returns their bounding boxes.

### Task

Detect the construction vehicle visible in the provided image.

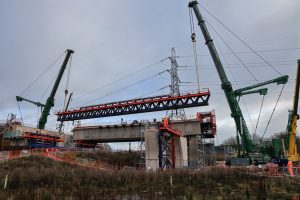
[188,1,289,165]
[16,49,74,130]
[286,60,300,162]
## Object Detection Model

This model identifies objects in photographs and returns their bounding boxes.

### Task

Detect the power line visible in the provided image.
[79,70,168,107]
[199,4,282,76]
[138,85,169,98]
[72,57,169,101]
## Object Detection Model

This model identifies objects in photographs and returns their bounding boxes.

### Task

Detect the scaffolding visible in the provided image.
[196,111,217,165]
[158,118,182,169]
[133,120,149,167]
[2,118,63,149]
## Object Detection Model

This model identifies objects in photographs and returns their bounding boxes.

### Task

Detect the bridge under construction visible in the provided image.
[65,111,216,169]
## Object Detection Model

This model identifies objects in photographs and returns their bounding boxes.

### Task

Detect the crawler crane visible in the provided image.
[188,1,289,164]
[16,49,74,130]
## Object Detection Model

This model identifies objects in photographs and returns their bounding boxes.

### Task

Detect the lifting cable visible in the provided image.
[19,51,66,96]
[253,95,265,139]
[199,5,282,76]
[17,102,24,126]
[205,20,259,82]
[63,54,73,108]
[17,51,65,125]
[241,98,255,131]
[36,106,40,126]
[261,84,286,140]
[39,75,57,102]
[189,7,201,91]
[177,49,300,59]
[39,54,73,105]
[209,22,255,130]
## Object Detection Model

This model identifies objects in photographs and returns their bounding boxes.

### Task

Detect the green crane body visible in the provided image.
[188,1,288,157]
[16,49,74,130]
[16,96,45,108]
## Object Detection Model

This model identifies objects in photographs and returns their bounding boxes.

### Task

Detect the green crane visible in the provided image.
[16,96,45,108]
[188,1,288,157]
[16,49,74,130]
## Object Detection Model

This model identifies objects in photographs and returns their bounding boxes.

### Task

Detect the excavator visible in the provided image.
[286,60,300,162]
[188,1,291,165]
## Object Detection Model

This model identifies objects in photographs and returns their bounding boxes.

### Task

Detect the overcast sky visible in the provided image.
[0,0,299,148]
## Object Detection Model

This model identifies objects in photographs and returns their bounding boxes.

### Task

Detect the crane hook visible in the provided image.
[191,33,196,42]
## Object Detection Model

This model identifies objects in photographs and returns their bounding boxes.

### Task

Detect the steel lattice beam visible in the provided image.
[56,90,210,121]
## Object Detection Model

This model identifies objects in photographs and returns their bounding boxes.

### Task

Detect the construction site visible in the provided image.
[0,0,300,199]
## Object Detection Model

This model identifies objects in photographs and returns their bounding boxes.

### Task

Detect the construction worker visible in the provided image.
[162,118,169,127]
[288,160,294,176]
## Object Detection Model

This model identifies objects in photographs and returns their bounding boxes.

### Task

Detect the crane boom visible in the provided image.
[188,1,288,156]
[292,60,300,116]
[38,49,74,129]
[188,1,253,155]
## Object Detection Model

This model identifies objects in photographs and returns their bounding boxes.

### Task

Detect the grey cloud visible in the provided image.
[0,0,299,144]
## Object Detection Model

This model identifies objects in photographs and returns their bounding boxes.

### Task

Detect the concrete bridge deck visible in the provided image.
[73,119,202,143]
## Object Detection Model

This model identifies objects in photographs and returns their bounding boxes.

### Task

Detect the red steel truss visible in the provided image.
[56,90,210,121]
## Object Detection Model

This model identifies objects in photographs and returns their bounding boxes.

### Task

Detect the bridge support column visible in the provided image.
[175,136,188,168]
[145,128,160,170]
[188,136,199,167]
[145,128,188,170]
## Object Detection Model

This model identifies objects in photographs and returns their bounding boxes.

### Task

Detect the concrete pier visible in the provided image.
[144,128,159,170]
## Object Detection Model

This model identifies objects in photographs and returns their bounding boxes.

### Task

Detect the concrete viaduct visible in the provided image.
[72,114,216,169]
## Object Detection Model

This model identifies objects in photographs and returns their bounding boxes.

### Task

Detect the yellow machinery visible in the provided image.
[287,60,300,162]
